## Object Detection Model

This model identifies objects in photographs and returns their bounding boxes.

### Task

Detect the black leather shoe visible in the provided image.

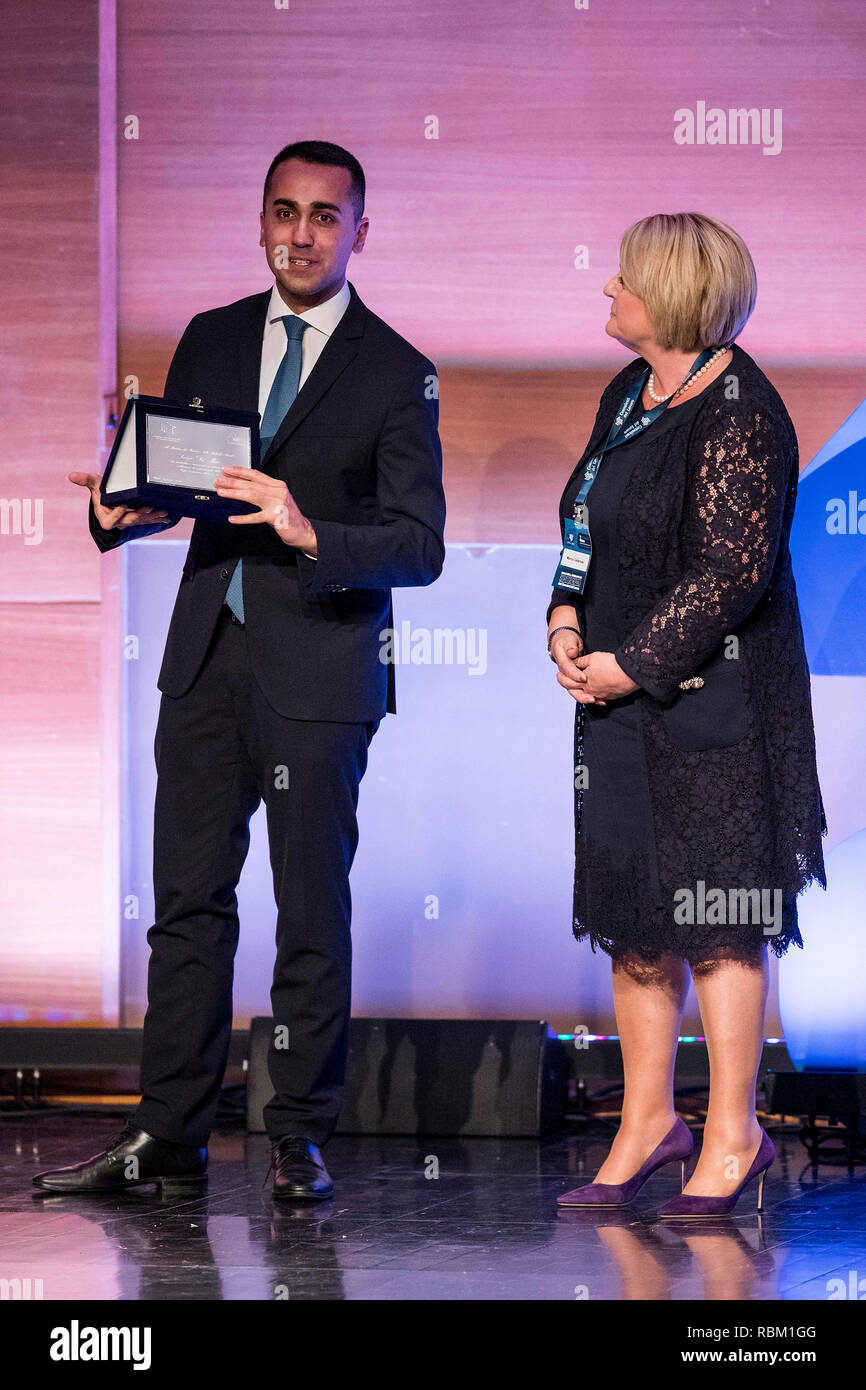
[32,1121,207,1195]
[270,1136,333,1201]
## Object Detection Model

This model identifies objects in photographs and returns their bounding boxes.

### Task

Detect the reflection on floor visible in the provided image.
[2,1114,864,1301]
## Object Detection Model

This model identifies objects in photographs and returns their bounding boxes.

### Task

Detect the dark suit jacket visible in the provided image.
[90,282,446,721]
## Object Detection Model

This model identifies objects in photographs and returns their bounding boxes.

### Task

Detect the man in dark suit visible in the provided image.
[35,141,445,1201]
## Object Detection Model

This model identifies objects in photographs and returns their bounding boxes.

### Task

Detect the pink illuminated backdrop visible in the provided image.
[1,0,864,1027]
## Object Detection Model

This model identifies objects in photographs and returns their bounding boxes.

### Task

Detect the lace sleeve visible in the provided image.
[614,402,793,702]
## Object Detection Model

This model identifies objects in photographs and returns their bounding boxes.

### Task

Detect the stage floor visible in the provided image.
[2,1113,864,1301]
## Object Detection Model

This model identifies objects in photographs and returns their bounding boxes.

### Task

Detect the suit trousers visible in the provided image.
[136,605,379,1147]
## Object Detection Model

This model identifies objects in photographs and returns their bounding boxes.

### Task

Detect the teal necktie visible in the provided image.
[224,315,309,623]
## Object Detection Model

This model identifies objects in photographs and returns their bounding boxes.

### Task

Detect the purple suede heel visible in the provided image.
[656,1129,776,1219]
[557,1116,695,1207]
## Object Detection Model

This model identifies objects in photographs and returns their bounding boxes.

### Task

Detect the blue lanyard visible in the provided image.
[572,348,719,522]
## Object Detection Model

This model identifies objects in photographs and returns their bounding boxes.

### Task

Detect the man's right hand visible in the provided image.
[69,472,172,531]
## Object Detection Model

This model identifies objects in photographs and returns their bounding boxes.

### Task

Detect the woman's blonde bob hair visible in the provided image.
[619,212,757,352]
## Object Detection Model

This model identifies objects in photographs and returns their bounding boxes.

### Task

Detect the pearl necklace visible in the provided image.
[646,346,727,404]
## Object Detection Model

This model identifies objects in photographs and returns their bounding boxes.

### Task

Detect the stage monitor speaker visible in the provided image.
[246,1018,568,1137]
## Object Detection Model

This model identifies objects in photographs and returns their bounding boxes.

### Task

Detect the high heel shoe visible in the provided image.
[656,1130,776,1219]
[557,1116,694,1207]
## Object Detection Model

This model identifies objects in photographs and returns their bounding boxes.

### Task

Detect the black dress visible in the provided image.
[568,385,705,958]
[552,348,827,967]
[573,386,706,928]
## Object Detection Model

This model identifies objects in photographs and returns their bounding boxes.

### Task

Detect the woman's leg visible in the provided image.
[684,949,769,1195]
[593,951,689,1183]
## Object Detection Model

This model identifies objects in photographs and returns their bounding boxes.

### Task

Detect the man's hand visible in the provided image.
[214,466,317,554]
[575,651,640,702]
[69,471,171,531]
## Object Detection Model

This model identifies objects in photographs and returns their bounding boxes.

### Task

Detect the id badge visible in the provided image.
[552,515,592,595]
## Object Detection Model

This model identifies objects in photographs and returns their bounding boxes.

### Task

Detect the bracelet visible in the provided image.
[547,625,581,653]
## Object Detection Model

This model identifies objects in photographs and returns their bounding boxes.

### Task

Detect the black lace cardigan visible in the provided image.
[549,344,827,963]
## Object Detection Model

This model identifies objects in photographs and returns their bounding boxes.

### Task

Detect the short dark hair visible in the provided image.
[263,141,365,220]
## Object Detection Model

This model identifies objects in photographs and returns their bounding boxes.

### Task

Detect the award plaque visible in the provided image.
[100,395,261,521]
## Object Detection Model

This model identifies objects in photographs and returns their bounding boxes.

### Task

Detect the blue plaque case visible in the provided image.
[100,395,261,521]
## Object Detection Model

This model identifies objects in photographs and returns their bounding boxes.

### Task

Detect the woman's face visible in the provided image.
[603,269,655,351]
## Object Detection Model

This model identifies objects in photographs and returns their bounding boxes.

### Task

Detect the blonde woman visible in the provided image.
[548,214,826,1217]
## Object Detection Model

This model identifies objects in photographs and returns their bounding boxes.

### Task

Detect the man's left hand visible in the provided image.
[575,651,640,701]
[215,466,317,553]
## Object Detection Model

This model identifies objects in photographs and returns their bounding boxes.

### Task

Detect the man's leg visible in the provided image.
[136,610,262,1146]
[244,701,379,1145]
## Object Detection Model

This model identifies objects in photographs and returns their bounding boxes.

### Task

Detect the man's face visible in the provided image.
[259,158,368,310]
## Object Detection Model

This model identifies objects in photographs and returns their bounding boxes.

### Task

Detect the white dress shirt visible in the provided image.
[258,279,350,559]
[258,278,351,415]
